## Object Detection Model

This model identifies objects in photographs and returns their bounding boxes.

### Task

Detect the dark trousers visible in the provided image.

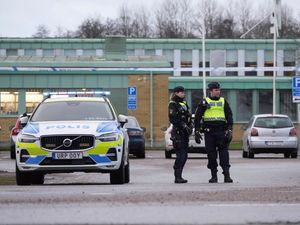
[204,129,230,172]
[173,139,189,171]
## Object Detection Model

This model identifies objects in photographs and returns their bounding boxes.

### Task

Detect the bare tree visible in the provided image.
[77,17,106,38]
[32,24,50,38]
[131,6,153,37]
[117,3,133,37]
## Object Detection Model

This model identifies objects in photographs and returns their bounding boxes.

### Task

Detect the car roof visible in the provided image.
[43,97,107,103]
[254,114,289,118]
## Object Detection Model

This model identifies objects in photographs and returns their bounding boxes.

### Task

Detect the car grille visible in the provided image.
[40,157,96,165]
[41,135,94,150]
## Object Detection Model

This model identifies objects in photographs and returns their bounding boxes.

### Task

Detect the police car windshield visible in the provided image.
[31,101,115,122]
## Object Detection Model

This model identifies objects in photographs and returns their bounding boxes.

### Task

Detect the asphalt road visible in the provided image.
[0,150,300,225]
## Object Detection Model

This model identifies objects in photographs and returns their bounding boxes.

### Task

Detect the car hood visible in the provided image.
[21,121,119,136]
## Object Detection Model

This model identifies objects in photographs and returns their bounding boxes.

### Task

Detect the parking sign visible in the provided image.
[127,87,137,110]
[292,76,300,103]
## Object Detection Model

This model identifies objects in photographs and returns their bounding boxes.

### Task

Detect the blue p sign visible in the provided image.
[128,87,136,95]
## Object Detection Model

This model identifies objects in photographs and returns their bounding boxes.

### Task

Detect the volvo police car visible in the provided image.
[15,91,130,185]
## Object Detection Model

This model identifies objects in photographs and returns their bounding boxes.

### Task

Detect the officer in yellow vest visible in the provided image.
[169,86,193,183]
[194,82,233,183]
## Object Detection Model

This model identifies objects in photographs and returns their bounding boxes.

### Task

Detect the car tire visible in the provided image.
[10,143,16,159]
[110,151,126,184]
[291,152,298,159]
[165,150,172,158]
[125,162,130,183]
[136,151,145,159]
[31,173,45,185]
[247,142,254,158]
[284,153,290,158]
[242,150,248,158]
[15,164,31,186]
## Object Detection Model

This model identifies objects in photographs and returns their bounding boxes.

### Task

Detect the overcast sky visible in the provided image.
[0,0,299,37]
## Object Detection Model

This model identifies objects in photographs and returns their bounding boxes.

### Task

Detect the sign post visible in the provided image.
[127,87,137,110]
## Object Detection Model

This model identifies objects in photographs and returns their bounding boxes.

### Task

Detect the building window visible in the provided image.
[181,61,192,76]
[191,89,203,113]
[226,50,238,76]
[0,90,18,115]
[245,50,257,76]
[26,90,43,113]
[145,49,155,56]
[284,50,296,76]
[264,50,273,76]
[24,49,36,56]
[83,49,96,56]
[259,90,272,114]
[236,90,252,121]
[6,49,18,56]
[198,62,210,76]
[280,90,297,120]
[64,49,76,56]
[162,49,174,62]
[43,49,54,56]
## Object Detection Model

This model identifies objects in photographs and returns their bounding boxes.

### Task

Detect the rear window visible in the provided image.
[254,117,293,128]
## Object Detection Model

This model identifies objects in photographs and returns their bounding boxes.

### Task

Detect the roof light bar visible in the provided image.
[43,90,111,98]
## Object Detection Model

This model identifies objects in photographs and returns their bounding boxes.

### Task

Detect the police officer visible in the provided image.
[194,82,233,183]
[168,86,193,183]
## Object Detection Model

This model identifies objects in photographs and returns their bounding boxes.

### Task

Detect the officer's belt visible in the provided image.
[203,117,226,122]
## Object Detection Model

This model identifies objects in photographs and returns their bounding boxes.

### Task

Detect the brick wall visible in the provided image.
[0,117,17,142]
[128,74,169,142]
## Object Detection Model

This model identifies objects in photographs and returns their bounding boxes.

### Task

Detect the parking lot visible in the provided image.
[0,150,300,225]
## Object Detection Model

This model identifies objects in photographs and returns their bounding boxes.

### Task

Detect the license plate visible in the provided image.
[53,152,83,160]
[265,141,283,146]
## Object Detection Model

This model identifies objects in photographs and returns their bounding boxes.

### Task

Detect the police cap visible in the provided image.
[208,82,220,90]
[173,86,185,93]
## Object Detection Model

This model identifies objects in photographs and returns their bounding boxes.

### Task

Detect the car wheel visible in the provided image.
[165,150,172,158]
[124,161,130,183]
[291,152,298,159]
[284,153,290,158]
[246,142,254,158]
[10,143,16,159]
[242,150,248,158]
[136,151,145,159]
[110,151,125,185]
[15,164,31,186]
[31,173,45,185]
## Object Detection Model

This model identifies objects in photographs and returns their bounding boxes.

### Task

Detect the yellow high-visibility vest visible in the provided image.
[203,97,226,122]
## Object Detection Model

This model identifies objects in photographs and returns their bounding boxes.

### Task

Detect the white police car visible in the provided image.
[15,92,130,185]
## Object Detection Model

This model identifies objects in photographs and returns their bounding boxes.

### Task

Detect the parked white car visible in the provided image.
[242,114,298,158]
[164,124,206,158]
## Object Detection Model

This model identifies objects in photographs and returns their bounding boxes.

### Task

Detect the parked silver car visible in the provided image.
[242,114,298,158]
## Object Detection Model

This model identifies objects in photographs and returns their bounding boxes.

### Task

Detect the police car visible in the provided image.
[15,91,130,185]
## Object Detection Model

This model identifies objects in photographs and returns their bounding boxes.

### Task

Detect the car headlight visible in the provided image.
[97,132,119,142]
[18,134,39,143]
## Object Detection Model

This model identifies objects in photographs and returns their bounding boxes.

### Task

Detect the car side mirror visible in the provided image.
[118,114,128,128]
[20,116,29,128]
[141,127,146,132]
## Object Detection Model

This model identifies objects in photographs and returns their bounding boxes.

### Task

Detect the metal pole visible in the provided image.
[272,9,277,115]
[150,71,153,147]
[202,0,206,98]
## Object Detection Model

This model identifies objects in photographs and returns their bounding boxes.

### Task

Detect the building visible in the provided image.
[0,37,299,145]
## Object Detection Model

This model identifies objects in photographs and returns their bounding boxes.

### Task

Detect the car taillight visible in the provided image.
[250,128,258,136]
[128,130,144,136]
[11,127,20,136]
[289,128,297,136]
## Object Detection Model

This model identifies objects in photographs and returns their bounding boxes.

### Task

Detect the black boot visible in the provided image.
[223,171,233,183]
[174,169,188,183]
[209,170,218,183]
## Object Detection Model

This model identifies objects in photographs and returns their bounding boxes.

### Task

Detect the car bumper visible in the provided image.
[16,140,124,173]
[128,138,145,153]
[249,137,298,149]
